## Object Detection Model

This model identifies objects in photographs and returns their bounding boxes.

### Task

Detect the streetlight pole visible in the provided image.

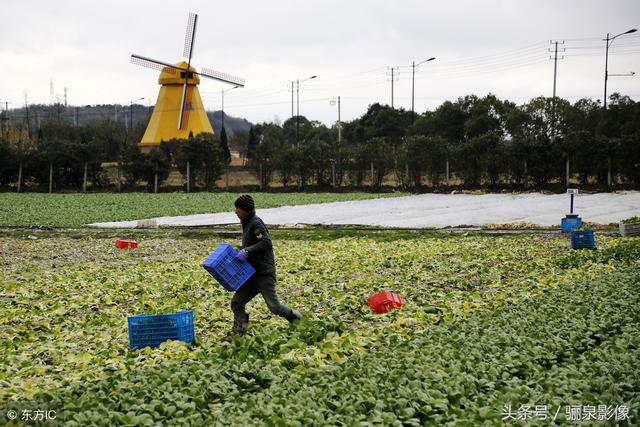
[603,29,637,109]
[221,86,239,131]
[411,57,435,122]
[294,75,317,145]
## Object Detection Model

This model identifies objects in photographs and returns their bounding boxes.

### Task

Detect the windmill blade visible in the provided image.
[131,54,186,74]
[177,85,195,130]
[133,54,245,87]
[179,13,198,131]
[178,83,188,130]
[200,67,246,87]
[183,12,198,61]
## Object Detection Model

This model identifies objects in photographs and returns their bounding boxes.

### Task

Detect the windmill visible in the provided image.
[131,12,245,152]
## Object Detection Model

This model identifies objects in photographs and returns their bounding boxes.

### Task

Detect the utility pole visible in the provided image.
[295,79,300,145]
[338,96,341,144]
[411,61,416,118]
[24,93,30,138]
[604,33,610,109]
[221,88,225,130]
[296,80,300,118]
[387,67,399,108]
[290,81,294,118]
[549,41,565,138]
[549,41,565,99]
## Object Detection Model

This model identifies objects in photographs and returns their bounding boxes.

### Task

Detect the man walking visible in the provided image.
[231,194,301,336]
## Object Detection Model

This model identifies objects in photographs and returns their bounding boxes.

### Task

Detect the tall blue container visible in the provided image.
[561,216,582,233]
[202,243,255,291]
[571,230,595,249]
[128,310,194,349]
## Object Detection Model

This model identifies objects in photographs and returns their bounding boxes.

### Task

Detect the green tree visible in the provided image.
[245,126,258,164]
[121,143,147,187]
[252,124,280,189]
[0,131,12,185]
[174,133,226,190]
[143,149,171,192]
[220,126,231,164]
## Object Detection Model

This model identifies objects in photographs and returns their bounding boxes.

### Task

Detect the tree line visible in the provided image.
[0,118,232,192]
[246,93,640,190]
[1,93,639,192]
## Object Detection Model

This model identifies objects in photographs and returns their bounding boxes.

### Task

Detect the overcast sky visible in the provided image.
[1,0,639,125]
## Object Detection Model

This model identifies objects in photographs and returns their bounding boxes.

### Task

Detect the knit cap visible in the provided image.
[234,194,255,212]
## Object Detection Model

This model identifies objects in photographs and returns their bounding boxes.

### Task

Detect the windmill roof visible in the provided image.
[158,61,200,85]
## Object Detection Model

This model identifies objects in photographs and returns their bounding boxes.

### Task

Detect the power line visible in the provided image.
[565,50,640,57]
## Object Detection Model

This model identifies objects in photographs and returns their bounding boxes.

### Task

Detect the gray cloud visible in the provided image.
[1,0,638,125]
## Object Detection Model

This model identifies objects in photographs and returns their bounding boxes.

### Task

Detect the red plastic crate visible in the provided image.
[367,290,404,314]
[391,293,405,308]
[115,240,138,249]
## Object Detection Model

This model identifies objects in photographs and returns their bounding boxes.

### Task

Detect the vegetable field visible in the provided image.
[1,228,639,425]
[0,193,406,228]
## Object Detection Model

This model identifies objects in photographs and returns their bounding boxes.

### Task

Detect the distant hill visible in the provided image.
[3,104,253,137]
[208,111,252,137]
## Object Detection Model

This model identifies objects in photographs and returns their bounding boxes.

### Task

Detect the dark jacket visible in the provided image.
[240,211,275,275]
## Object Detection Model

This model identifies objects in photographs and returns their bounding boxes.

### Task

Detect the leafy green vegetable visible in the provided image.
[621,216,640,225]
[17,264,640,426]
[1,228,638,425]
[0,192,407,228]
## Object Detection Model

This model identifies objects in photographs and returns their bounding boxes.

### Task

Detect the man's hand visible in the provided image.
[236,249,249,262]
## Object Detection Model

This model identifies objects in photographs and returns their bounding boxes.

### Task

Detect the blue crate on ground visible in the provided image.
[202,243,255,291]
[128,310,194,349]
[561,216,583,233]
[571,230,595,249]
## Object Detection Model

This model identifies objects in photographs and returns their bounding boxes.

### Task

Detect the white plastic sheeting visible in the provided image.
[89,191,640,229]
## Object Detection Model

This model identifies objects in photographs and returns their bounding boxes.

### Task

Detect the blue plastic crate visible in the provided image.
[571,230,595,249]
[561,216,582,233]
[128,310,194,349]
[202,243,255,291]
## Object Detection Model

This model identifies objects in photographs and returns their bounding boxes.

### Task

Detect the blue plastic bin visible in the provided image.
[571,230,595,249]
[202,243,255,291]
[561,216,582,233]
[128,310,194,349]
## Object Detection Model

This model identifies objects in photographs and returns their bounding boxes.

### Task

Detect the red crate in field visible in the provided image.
[391,293,405,308]
[367,290,405,314]
[115,240,138,249]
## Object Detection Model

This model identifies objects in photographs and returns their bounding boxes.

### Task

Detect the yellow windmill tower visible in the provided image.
[131,12,245,153]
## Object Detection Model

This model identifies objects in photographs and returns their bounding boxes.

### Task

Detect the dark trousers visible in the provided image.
[230,274,297,333]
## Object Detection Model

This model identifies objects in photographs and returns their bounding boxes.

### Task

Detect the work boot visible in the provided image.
[288,309,302,323]
[233,313,249,336]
